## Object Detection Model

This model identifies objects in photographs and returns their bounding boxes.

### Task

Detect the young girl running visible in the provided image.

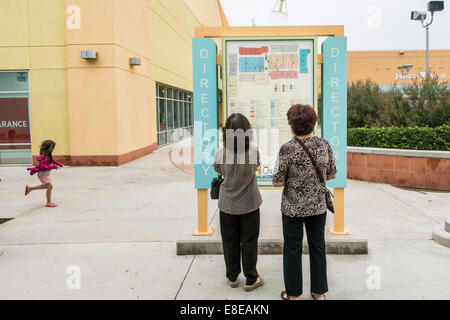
[25,140,63,207]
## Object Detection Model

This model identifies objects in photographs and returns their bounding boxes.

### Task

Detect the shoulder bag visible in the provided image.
[294,137,335,213]
[210,174,224,200]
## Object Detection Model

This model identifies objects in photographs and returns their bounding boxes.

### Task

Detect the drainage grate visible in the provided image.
[0,218,13,225]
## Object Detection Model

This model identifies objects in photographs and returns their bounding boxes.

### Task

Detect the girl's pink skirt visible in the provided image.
[37,172,51,184]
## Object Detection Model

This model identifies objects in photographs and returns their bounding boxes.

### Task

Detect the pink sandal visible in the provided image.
[25,185,30,196]
[45,203,57,208]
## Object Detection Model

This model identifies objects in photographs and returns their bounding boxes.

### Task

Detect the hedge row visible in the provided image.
[347,125,450,151]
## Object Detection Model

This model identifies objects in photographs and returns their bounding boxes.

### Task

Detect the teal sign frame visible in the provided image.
[193,38,219,189]
[322,36,347,188]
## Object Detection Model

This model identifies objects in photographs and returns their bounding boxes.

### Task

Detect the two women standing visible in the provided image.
[214,104,336,299]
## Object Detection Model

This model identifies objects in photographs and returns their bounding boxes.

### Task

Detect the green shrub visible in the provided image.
[348,125,450,151]
[347,78,450,128]
[347,79,387,128]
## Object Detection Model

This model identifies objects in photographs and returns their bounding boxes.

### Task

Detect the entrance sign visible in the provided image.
[0,98,31,146]
[0,71,31,165]
[322,36,347,188]
[223,37,317,187]
[193,38,219,189]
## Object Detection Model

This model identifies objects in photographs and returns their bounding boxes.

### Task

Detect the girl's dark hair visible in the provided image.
[287,104,317,136]
[40,140,56,163]
[222,113,252,153]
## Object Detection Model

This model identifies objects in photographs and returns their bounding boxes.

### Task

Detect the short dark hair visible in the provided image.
[287,104,317,136]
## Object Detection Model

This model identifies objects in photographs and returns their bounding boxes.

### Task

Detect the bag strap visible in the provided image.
[294,137,325,185]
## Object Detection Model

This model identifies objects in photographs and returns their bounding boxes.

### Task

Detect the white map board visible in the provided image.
[224,38,316,186]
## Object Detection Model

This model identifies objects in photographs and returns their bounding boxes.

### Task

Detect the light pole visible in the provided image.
[411,1,445,77]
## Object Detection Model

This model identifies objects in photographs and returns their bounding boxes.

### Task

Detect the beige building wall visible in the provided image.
[317,49,449,89]
[347,50,450,85]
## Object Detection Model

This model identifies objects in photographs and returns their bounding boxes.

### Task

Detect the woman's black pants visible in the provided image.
[220,209,260,286]
[282,212,328,296]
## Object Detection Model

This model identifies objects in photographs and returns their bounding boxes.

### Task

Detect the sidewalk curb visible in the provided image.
[176,238,369,255]
[432,224,450,248]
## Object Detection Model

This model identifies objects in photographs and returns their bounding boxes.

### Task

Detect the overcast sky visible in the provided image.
[220,0,450,51]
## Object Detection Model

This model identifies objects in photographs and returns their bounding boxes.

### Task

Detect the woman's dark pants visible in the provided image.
[220,209,260,286]
[282,212,328,296]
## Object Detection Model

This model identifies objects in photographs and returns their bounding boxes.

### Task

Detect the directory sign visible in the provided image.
[322,36,347,188]
[223,38,317,186]
[193,38,219,189]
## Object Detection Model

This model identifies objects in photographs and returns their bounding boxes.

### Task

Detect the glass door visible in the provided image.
[0,71,32,164]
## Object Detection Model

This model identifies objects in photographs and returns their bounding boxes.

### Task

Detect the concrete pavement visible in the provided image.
[0,143,449,299]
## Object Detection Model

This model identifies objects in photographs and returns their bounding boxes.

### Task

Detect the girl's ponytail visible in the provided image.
[39,140,56,163]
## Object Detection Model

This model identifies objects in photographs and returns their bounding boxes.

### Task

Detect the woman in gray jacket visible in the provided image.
[214,113,264,292]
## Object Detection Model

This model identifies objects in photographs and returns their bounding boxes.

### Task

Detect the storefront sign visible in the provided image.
[395,72,446,80]
[0,98,31,146]
[322,37,347,188]
[193,38,218,189]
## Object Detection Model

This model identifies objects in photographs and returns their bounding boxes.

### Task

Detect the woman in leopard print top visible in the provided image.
[272,104,336,301]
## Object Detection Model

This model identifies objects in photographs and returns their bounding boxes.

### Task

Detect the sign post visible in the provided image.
[192,26,347,237]
[322,36,349,235]
[192,38,218,236]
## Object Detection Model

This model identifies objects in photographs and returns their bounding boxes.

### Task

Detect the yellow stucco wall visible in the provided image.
[64,0,203,156]
[148,0,199,91]
[0,0,70,157]
[0,0,223,161]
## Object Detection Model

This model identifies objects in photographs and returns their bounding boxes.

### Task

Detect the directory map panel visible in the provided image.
[224,38,316,186]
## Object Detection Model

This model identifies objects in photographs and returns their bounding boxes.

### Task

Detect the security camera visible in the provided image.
[411,11,427,20]
[427,1,444,12]
[397,64,413,71]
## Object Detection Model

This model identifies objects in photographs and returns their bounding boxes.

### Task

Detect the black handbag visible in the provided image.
[294,137,335,214]
[210,174,224,200]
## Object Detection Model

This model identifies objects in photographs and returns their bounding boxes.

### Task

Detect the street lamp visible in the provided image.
[411,1,445,77]
[271,0,288,25]
[272,0,288,15]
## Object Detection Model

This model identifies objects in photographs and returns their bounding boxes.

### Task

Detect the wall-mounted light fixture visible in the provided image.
[129,57,141,66]
[81,50,98,60]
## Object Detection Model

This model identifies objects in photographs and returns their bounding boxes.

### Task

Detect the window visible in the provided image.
[0,71,31,164]
[156,83,193,146]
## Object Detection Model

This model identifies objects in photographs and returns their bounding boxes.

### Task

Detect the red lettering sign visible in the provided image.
[0,98,31,149]
[239,46,269,55]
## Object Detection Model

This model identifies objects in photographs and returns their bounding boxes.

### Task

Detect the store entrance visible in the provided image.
[0,71,32,165]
